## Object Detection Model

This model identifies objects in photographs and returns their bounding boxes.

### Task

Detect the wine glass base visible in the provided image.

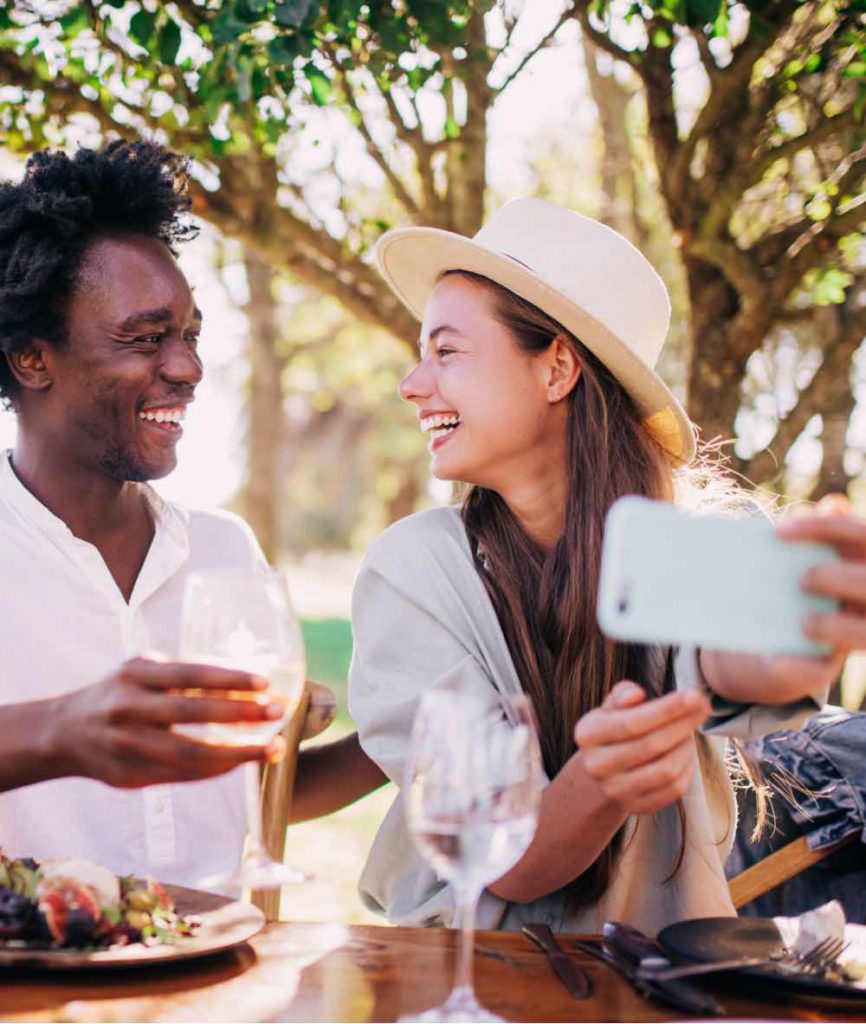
[200,857,305,893]
[399,992,505,1023]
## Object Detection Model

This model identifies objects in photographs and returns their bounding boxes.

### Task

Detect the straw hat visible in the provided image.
[374,197,696,463]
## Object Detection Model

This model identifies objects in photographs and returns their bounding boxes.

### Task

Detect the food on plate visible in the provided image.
[0,850,197,949]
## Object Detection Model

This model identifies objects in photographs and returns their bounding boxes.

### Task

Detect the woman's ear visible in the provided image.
[545,334,581,403]
[6,342,53,394]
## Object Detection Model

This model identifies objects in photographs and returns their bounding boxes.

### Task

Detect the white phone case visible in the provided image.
[597,496,839,656]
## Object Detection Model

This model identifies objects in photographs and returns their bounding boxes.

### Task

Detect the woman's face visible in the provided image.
[399,275,567,491]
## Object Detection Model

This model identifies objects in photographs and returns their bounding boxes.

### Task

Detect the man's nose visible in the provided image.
[160,336,203,387]
[399,360,432,403]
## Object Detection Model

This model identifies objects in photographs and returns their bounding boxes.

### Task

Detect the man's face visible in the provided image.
[43,234,203,482]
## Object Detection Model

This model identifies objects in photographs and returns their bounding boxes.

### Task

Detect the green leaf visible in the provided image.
[651,24,673,47]
[304,63,330,105]
[0,10,12,29]
[274,0,318,29]
[812,268,853,306]
[268,35,299,64]
[59,5,91,38]
[159,20,182,64]
[444,115,460,139]
[211,11,249,45]
[129,9,156,48]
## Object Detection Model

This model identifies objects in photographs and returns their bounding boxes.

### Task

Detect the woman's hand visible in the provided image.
[777,507,866,653]
[701,499,861,706]
[574,681,710,816]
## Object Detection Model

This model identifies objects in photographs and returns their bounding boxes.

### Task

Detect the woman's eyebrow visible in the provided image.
[419,324,463,353]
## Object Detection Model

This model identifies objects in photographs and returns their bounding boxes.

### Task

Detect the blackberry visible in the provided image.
[0,884,34,940]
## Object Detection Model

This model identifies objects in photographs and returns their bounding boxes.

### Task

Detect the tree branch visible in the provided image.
[492,7,572,95]
[572,6,643,77]
[738,297,866,483]
[686,235,766,310]
[330,59,422,218]
[670,0,800,197]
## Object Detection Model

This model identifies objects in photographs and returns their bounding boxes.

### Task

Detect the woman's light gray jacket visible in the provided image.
[348,506,821,936]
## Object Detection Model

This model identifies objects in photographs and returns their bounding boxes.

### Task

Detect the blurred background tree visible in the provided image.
[1,0,864,525]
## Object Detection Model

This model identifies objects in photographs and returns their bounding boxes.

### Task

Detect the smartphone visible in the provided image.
[596,496,839,656]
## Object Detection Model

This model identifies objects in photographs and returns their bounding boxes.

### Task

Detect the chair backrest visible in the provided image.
[251,681,335,920]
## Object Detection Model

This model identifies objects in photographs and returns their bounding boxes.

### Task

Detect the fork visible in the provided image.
[646,935,848,982]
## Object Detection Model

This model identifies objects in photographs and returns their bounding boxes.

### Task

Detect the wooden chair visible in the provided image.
[728,833,857,910]
[251,680,337,920]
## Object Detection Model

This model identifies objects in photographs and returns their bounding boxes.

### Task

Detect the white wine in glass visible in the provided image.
[178,566,306,892]
[403,689,542,1024]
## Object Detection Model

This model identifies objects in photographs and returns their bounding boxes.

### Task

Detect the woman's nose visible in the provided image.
[399,360,432,404]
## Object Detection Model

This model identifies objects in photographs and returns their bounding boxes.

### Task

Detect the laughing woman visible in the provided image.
[348,199,858,935]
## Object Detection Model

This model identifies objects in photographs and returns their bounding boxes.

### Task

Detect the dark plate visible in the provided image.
[0,882,264,970]
[659,917,866,1003]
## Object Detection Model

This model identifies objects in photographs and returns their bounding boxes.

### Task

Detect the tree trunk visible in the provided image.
[682,258,749,444]
[384,473,421,526]
[582,40,646,249]
[812,402,855,501]
[242,252,286,562]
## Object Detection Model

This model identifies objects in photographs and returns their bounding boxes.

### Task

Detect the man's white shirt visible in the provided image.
[0,450,256,885]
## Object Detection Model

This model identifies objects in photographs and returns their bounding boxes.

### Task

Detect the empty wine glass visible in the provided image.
[402,688,542,1023]
[178,566,306,892]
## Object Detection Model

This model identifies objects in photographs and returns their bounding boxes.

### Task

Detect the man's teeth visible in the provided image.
[139,408,185,425]
[421,414,461,438]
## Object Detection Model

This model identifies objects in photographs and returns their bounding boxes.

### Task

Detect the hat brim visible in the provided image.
[376,226,696,463]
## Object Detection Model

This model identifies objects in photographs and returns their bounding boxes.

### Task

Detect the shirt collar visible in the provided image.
[0,449,189,607]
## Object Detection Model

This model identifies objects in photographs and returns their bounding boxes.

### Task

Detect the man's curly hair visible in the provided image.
[0,139,198,407]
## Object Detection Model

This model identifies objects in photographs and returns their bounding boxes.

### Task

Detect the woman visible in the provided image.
[348,198,861,935]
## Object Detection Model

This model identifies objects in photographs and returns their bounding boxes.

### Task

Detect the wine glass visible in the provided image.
[178,566,307,892]
[402,688,542,1023]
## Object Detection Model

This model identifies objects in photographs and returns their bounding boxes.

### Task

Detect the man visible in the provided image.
[0,140,292,886]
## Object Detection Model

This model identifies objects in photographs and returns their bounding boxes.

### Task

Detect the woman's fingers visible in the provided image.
[801,561,866,605]
[777,514,866,559]
[596,735,697,813]
[802,610,865,652]
[580,706,706,778]
[576,687,708,748]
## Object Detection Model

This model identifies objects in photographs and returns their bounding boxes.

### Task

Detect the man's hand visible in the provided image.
[45,657,285,788]
[574,682,710,815]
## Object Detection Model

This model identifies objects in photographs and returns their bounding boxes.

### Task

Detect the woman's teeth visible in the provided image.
[139,408,185,426]
[421,414,461,439]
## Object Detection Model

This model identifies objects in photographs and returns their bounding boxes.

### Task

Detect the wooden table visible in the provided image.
[0,923,860,1022]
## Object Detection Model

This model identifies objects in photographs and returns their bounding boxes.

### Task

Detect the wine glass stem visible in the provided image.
[450,885,482,1007]
[244,760,267,854]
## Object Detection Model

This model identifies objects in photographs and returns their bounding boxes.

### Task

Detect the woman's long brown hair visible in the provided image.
[451,270,683,910]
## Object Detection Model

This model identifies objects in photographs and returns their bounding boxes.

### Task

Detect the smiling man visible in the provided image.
[0,140,289,885]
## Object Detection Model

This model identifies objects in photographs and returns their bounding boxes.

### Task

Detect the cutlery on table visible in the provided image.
[590,922,724,1016]
[522,922,592,1000]
[647,934,849,982]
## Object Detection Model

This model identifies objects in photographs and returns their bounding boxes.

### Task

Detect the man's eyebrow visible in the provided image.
[117,307,204,331]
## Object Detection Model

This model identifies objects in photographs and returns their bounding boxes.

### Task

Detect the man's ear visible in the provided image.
[544,334,581,404]
[6,342,53,393]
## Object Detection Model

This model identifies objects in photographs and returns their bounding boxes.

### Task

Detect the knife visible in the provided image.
[575,936,723,1016]
[522,923,593,1000]
[600,922,724,1016]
